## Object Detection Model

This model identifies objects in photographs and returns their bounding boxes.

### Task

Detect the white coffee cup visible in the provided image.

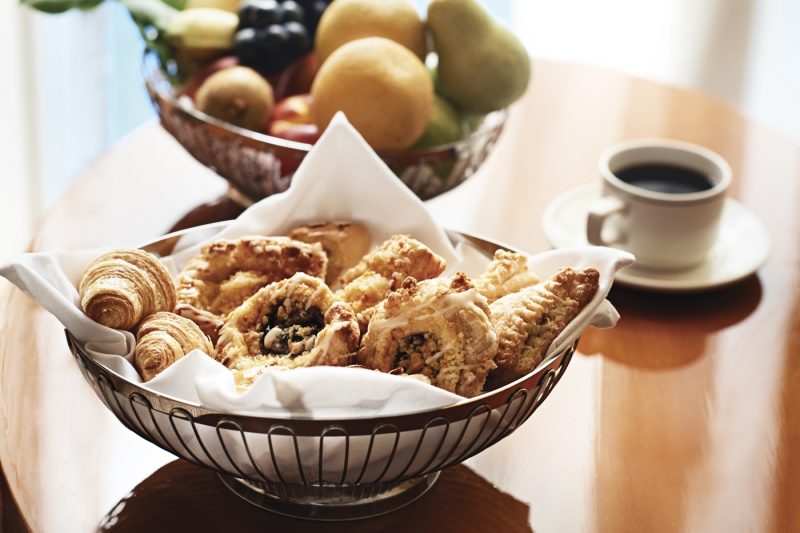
[587,139,731,270]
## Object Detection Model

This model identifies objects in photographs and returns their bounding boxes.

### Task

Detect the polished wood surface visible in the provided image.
[2,59,799,532]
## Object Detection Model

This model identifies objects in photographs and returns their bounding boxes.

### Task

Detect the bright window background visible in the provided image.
[1,0,799,259]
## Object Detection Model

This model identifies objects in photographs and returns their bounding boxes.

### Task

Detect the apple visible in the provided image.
[279,53,320,97]
[270,122,320,144]
[268,93,320,144]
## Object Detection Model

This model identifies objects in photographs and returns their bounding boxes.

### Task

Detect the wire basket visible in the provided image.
[65,225,578,521]
[142,51,508,204]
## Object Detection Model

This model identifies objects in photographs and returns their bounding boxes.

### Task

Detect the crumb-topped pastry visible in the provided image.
[216,273,360,390]
[474,249,539,303]
[488,267,599,387]
[336,234,447,330]
[175,236,327,341]
[289,221,372,286]
[357,272,497,398]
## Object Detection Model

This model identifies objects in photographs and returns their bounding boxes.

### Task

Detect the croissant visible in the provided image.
[134,312,214,381]
[78,249,177,331]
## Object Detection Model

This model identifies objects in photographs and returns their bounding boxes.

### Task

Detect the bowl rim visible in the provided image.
[141,49,510,157]
[66,222,577,428]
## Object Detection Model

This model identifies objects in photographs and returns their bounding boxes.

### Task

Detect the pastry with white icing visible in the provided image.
[357,272,497,398]
[216,273,360,391]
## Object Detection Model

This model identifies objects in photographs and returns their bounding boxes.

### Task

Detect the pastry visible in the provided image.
[474,249,539,303]
[216,273,360,389]
[357,272,498,398]
[488,267,599,387]
[289,221,372,285]
[336,234,446,287]
[175,236,327,341]
[336,234,447,329]
[78,248,176,331]
[335,270,393,328]
[134,312,214,381]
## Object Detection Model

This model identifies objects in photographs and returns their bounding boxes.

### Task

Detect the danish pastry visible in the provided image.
[336,235,447,329]
[134,312,214,381]
[216,273,360,388]
[357,272,498,398]
[488,267,599,387]
[176,236,327,341]
[78,248,176,331]
[335,270,393,328]
[474,249,539,303]
[289,221,372,285]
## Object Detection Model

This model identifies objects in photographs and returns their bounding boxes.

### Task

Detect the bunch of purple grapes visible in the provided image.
[234,0,330,73]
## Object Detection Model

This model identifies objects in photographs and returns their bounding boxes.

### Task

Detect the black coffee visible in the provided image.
[615,163,714,194]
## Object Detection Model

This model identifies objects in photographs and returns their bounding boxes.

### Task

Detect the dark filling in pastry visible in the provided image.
[393,332,441,375]
[261,306,324,358]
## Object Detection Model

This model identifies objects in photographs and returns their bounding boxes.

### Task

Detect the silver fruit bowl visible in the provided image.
[66,222,576,521]
[142,51,508,203]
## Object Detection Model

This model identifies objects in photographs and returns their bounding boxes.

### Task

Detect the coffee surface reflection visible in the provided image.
[616,163,714,194]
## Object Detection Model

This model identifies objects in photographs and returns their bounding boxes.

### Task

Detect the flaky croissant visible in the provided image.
[78,249,177,331]
[134,312,214,381]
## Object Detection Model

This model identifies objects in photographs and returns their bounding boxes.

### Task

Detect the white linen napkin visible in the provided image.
[0,113,634,418]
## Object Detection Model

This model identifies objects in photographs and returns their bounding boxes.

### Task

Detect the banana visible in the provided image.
[165,8,238,52]
[184,0,241,13]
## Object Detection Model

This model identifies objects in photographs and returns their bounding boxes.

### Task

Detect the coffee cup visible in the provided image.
[587,139,731,270]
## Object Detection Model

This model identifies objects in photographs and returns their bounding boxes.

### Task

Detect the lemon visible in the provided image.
[315,0,427,63]
[311,37,434,151]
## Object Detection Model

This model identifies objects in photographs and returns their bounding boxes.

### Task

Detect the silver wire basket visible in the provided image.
[142,51,508,204]
[65,224,578,521]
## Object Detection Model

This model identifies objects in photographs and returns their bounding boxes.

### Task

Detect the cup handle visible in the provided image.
[587,196,626,245]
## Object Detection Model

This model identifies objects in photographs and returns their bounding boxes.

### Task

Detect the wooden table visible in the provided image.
[2,59,799,532]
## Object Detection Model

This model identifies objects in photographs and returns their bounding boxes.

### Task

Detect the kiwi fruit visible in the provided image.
[195,66,274,132]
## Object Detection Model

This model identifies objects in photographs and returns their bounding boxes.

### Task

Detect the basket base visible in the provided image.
[218,473,440,521]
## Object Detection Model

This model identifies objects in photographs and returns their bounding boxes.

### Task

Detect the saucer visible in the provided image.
[542,183,771,292]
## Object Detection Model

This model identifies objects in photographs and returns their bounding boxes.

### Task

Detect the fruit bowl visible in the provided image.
[143,51,508,203]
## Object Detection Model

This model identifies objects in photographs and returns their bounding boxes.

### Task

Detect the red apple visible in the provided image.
[270,122,320,144]
[280,53,320,97]
[268,93,319,143]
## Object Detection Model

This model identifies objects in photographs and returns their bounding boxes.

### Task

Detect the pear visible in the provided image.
[428,0,531,113]
[413,95,464,149]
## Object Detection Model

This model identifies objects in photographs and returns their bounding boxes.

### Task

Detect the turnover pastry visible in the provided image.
[488,267,599,387]
[78,248,176,331]
[336,235,447,329]
[216,273,360,389]
[176,236,327,341]
[134,312,214,381]
[474,249,539,303]
[357,272,498,398]
[289,221,372,286]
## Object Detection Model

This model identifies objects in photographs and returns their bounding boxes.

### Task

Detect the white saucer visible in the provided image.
[542,183,771,292]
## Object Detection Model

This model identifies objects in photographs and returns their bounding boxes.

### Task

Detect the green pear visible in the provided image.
[428,0,531,113]
[413,95,464,149]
